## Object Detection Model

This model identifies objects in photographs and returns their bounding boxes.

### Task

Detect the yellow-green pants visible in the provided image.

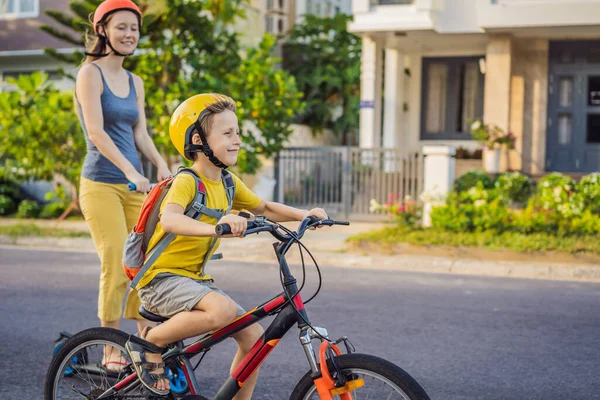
[79,178,145,322]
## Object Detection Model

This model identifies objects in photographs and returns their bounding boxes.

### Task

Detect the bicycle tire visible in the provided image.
[44,327,178,400]
[289,353,430,400]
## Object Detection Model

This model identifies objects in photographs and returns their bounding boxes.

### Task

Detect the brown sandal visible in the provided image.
[125,338,169,396]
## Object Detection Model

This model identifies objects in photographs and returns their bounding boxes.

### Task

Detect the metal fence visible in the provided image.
[274,147,424,220]
[372,0,414,5]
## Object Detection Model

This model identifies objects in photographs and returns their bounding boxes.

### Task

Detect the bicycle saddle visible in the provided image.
[138,305,169,323]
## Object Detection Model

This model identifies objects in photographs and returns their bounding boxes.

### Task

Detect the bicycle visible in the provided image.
[45,216,430,400]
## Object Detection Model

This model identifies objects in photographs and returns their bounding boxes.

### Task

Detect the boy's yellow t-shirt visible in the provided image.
[135,170,262,289]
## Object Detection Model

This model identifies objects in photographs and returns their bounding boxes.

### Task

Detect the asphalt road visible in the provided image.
[1,246,600,399]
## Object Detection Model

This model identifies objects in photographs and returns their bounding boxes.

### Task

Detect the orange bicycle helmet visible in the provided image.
[87,0,142,57]
[93,0,142,33]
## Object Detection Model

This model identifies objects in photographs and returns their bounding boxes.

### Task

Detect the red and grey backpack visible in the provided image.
[122,167,235,288]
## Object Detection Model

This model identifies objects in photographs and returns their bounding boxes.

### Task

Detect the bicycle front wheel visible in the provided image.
[290,353,430,400]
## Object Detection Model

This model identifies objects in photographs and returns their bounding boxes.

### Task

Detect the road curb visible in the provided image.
[2,234,599,283]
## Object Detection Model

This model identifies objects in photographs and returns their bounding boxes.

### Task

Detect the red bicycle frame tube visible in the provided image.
[105,291,306,399]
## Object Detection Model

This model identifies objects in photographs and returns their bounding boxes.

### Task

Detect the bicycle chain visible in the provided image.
[88,387,169,400]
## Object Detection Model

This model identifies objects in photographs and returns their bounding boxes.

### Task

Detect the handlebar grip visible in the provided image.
[215,221,260,236]
[215,224,232,236]
[128,182,156,192]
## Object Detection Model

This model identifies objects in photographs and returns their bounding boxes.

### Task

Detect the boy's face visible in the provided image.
[194,109,240,166]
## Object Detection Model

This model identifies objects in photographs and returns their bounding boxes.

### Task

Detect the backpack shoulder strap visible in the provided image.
[221,169,236,214]
[131,168,236,288]
[131,168,206,289]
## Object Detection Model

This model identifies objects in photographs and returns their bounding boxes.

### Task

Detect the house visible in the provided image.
[349,0,600,175]
[0,0,76,91]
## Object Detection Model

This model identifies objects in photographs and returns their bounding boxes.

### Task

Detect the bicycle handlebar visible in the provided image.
[128,182,157,192]
[215,216,349,242]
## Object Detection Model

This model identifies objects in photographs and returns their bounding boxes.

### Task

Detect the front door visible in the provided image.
[547,41,600,173]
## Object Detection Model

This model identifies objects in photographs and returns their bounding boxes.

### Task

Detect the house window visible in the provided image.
[0,0,39,19]
[421,56,484,140]
[265,15,273,33]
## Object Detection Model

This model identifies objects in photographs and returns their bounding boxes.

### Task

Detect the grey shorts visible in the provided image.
[138,273,246,319]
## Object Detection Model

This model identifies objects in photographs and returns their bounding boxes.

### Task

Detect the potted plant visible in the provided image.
[470,119,515,173]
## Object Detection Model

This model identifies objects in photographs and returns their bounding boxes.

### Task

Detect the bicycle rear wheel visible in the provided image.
[289,353,430,400]
[44,327,177,400]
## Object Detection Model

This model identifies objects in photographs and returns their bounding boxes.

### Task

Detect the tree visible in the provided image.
[41,0,303,173]
[0,72,85,218]
[283,14,361,145]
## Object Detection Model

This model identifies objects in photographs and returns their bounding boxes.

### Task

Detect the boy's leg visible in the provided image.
[230,323,265,400]
[141,291,239,392]
[144,291,239,346]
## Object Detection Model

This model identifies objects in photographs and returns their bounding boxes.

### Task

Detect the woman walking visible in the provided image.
[75,0,170,370]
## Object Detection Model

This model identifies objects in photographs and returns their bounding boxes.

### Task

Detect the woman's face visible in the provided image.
[102,10,140,54]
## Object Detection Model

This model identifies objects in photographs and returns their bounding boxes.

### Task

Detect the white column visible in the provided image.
[359,36,382,149]
[383,47,404,172]
[352,0,369,14]
[421,145,455,227]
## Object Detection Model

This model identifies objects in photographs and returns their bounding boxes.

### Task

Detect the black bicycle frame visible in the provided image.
[108,239,315,400]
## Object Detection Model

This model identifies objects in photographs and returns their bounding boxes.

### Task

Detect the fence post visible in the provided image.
[422,145,455,227]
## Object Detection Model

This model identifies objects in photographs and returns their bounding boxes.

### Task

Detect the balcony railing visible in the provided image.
[371,0,413,5]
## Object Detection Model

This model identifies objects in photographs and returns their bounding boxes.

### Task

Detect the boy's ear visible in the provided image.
[191,132,202,145]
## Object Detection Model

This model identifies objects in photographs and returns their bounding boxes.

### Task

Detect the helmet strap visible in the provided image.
[186,120,228,169]
[86,22,135,58]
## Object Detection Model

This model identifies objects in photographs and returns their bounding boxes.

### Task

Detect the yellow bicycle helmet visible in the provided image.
[169,93,234,167]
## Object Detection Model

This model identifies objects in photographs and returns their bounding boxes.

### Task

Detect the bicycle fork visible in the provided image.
[299,327,364,400]
[299,326,329,374]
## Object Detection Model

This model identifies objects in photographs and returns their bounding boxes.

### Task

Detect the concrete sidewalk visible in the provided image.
[1,218,600,283]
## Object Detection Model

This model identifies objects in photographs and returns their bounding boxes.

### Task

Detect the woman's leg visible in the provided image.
[79,179,131,325]
[79,179,143,371]
[120,187,153,334]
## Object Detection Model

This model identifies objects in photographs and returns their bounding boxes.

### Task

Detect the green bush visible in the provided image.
[569,210,600,235]
[0,181,22,203]
[471,200,512,232]
[430,203,474,232]
[494,172,533,204]
[0,194,16,216]
[509,206,560,235]
[526,172,583,218]
[457,181,501,204]
[455,171,494,193]
[39,201,68,219]
[16,200,41,219]
[576,173,600,214]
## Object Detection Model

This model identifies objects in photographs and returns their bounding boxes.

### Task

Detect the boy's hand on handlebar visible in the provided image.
[216,214,247,237]
[306,208,328,229]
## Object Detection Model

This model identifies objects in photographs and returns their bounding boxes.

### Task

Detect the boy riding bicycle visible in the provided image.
[125,93,327,398]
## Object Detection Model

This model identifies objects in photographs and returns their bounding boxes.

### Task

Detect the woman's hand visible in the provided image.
[157,163,172,182]
[126,170,150,193]
[216,214,248,237]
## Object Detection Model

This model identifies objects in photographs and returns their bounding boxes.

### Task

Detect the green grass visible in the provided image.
[347,226,600,255]
[0,223,90,239]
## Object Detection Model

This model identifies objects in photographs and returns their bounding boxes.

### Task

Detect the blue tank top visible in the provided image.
[77,63,143,184]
